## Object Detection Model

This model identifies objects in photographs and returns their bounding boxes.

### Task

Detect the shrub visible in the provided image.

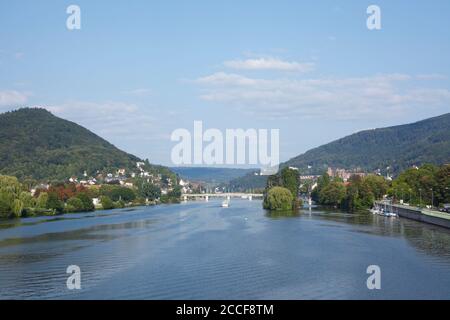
[36,192,49,209]
[76,193,95,212]
[101,186,136,202]
[12,199,24,217]
[66,197,85,212]
[114,200,125,208]
[100,196,115,210]
[46,192,64,214]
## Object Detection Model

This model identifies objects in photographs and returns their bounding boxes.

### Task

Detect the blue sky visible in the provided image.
[1,0,449,166]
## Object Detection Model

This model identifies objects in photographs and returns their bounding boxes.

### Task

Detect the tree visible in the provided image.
[435,164,450,206]
[36,192,49,209]
[263,187,294,211]
[319,181,346,207]
[343,176,374,211]
[363,174,388,199]
[66,197,85,212]
[389,164,439,206]
[100,196,115,210]
[101,185,136,202]
[280,167,300,199]
[0,189,14,218]
[0,175,23,218]
[139,182,161,201]
[168,185,182,199]
[312,172,330,202]
[114,199,125,208]
[19,191,36,208]
[76,193,95,211]
[46,192,64,214]
[12,199,24,217]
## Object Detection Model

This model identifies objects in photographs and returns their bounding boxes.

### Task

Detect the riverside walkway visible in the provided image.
[375,201,450,228]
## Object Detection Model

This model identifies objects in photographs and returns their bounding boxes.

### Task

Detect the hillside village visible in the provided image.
[30,161,198,199]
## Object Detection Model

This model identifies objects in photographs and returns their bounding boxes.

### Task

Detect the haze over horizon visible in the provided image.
[1,1,450,166]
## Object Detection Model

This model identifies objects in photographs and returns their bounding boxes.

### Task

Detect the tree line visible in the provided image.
[0,176,182,219]
[262,164,449,212]
[313,164,449,211]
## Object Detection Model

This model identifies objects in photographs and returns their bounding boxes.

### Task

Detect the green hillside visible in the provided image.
[228,113,450,190]
[284,113,450,174]
[0,108,164,181]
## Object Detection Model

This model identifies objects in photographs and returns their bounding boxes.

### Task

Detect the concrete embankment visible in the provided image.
[376,202,450,229]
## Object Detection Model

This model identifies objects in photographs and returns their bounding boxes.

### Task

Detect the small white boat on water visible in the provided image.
[371,202,398,217]
[221,200,230,207]
[382,210,398,218]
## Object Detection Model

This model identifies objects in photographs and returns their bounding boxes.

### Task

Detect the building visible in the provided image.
[299,175,321,181]
[327,167,366,182]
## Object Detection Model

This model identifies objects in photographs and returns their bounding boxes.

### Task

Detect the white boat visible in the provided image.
[221,200,230,207]
[371,205,398,218]
[383,211,398,218]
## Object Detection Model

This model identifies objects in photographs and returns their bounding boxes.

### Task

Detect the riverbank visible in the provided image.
[375,201,450,229]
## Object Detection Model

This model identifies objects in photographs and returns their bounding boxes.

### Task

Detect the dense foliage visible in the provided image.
[226,172,267,192]
[263,168,302,210]
[0,175,181,219]
[313,164,449,210]
[313,173,388,211]
[137,180,162,201]
[388,164,449,207]
[263,187,294,211]
[0,176,25,218]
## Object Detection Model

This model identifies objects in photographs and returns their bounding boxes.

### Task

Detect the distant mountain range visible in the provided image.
[228,113,450,190]
[0,108,171,181]
[171,167,256,184]
[284,113,450,174]
[2,109,449,186]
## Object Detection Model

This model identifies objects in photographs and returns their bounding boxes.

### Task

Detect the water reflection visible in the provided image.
[303,205,450,259]
[265,209,301,219]
[0,200,449,299]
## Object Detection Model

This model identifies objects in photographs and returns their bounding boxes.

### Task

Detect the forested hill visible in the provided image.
[226,113,450,191]
[284,113,450,174]
[0,108,155,180]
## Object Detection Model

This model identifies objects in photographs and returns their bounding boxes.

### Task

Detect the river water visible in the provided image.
[0,199,449,299]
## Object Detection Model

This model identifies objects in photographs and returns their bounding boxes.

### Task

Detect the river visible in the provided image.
[0,199,449,299]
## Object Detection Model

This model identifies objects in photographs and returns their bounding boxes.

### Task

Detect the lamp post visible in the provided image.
[431,188,434,208]
[419,188,422,207]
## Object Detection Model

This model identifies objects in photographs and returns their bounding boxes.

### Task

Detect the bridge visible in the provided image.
[182,193,263,201]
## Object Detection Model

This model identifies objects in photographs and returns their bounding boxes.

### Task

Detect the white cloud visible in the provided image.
[224,57,315,72]
[46,101,154,137]
[197,72,259,86]
[195,72,450,120]
[0,90,29,107]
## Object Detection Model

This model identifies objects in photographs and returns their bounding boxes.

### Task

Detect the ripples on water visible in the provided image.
[0,200,449,299]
